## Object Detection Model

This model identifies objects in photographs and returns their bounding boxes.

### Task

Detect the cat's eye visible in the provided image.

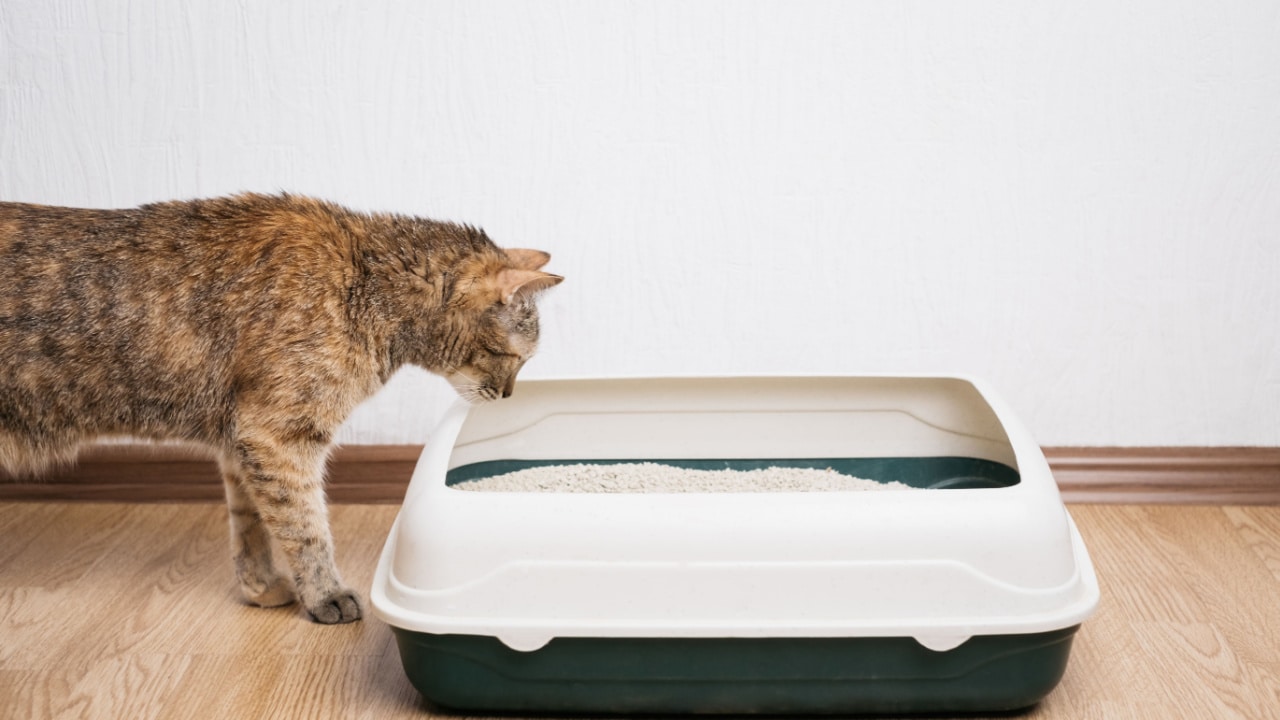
[483,346,521,360]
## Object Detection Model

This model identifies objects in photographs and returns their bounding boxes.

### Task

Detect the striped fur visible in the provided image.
[0,193,561,623]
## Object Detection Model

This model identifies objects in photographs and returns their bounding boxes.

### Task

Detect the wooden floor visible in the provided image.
[0,503,1277,720]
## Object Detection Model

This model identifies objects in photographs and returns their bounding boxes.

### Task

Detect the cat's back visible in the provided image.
[6,194,367,355]
[2,193,343,260]
[1,200,146,258]
[0,194,364,447]
[2,194,359,308]
[1,200,166,333]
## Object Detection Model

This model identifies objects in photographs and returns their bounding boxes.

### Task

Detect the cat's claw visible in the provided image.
[307,589,363,624]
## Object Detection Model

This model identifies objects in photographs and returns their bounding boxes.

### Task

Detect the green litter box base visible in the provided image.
[391,626,1079,715]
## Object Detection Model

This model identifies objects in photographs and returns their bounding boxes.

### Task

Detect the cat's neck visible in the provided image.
[345,211,501,382]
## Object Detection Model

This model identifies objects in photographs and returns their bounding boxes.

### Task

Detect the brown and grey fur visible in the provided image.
[0,193,562,623]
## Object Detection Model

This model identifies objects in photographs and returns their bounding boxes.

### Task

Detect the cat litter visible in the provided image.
[452,462,913,493]
[372,376,1098,715]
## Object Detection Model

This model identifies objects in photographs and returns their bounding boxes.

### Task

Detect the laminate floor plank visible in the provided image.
[1222,506,1280,583]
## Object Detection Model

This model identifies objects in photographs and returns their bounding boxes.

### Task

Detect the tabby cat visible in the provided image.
[0,193,562,623]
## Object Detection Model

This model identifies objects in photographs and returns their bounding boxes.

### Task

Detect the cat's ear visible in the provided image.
[504,249,552,271]
[495,268,563,304]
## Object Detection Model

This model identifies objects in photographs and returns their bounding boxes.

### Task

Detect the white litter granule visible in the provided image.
[453,462,913,493]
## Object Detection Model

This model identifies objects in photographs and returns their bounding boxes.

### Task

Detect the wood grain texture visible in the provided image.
[4,445,1279,504]
[0,503,1278,719]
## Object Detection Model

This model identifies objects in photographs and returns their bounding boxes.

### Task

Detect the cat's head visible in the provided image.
[440,248,562,403]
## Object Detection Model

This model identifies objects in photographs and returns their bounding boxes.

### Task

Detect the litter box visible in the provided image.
[371,375,1099,715]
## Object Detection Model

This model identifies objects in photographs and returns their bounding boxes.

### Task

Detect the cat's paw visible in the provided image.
[243,576,296,608]
[306,588,363,624]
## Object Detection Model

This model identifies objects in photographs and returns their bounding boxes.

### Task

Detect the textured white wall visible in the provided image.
[2,1,1278,446]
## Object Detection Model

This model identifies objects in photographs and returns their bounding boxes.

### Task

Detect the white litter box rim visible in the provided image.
[371,374,1100,653]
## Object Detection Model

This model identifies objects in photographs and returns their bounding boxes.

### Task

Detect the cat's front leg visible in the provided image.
[229,432,362,624]
[219,460,296,608]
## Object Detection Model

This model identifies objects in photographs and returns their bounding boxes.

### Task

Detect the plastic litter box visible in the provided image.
[371,376,1099,715]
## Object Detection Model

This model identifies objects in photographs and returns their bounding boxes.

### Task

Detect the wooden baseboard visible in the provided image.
[1043,446,1280,504]
[2,444,1278,504]
[0,444,418,503]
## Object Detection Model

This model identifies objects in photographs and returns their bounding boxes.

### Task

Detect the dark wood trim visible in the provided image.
[2,445,1278,504]
[0,444,223,502]
[1044,446,1280,504]
[0,444,419,504]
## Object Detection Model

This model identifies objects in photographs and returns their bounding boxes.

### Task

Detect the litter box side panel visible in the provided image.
[391,627,1080,716]
[448,376,1021,470]
[374,376,1096,642]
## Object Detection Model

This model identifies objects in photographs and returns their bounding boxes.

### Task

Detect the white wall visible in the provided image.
[3,1,1278,447]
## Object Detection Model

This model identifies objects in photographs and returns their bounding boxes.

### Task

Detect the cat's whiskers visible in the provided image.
[444,366,496,404]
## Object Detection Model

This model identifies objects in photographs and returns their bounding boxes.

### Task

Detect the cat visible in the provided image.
[0,193,562,623]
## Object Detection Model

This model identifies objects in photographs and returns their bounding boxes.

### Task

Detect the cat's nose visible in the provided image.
[502,377,515,398]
